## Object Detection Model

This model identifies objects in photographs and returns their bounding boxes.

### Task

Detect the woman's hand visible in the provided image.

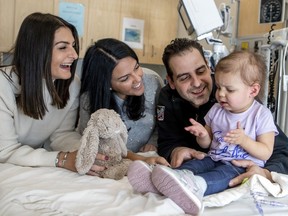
[143,156,170,166]
[60,151,107,176]
[126,151,170,166]
[139,144,157,152]
[86,153,108,176]
[59,151,78,172]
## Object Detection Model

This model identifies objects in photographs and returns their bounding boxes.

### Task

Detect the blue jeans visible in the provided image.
[177,156,245,196]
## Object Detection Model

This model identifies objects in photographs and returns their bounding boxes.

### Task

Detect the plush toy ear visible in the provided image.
[75,113,99,175]
[119,120,128,157]
[95,108,116,139]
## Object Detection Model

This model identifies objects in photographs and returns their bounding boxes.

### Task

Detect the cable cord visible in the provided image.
[267,24,276,44]
[282,43,288,91]
[268,53,278,113]
[267,24,277,112]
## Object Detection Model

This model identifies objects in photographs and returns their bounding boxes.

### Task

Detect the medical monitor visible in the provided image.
[178,0,224,40]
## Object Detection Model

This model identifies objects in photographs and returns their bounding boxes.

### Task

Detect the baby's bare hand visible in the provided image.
[224,121,246,145]
[184,118,207,137]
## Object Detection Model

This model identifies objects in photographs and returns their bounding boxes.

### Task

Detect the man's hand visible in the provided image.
[170,147,206,168]
[229,159,272,187]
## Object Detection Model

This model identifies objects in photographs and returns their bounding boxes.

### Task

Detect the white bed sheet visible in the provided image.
[1,163,288,216]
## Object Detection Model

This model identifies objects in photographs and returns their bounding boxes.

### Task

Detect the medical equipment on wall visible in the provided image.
[218,2,233,38]
[259,0,285,24]
[257,0,288,134]
[177,0,231,70]
[177,0,223,40]
[260,27,288,135]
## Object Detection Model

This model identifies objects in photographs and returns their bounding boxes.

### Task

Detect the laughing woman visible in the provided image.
[78,38,169,166]
[0,12,105,173]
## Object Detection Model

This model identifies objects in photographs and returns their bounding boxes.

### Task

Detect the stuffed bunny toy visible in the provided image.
[76,108,132,180]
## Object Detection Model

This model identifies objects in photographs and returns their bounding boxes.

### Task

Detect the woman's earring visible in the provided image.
[110,88,112,91]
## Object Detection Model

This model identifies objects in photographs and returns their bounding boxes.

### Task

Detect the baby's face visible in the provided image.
[215,71,257,113]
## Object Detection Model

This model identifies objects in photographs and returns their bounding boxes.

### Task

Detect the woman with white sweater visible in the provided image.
[0,12,105,175]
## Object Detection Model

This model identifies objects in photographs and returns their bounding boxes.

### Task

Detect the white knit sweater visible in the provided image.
[0,66,81,167]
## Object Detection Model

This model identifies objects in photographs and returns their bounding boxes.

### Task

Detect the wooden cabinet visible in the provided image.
[0,0,53,52]
[238,0,284,37]
[14,0,54,41]
[0,0,178,64]
[87,0,122,46]
[0,0,15,52]
[148,0,178,64]
[120,0,178,64]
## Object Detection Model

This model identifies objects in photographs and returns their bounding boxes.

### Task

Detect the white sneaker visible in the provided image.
[127,160,161,194]
[151,165,203,215]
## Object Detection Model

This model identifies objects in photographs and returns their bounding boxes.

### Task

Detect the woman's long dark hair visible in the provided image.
[80,38,145,120]
[11,12,79,119]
